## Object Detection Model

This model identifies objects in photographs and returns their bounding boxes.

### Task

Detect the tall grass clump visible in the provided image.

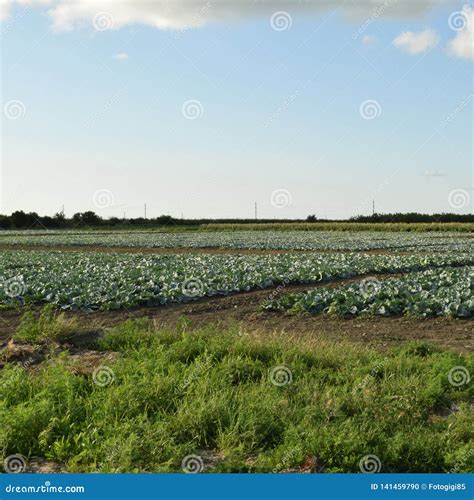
[0,319,472,473]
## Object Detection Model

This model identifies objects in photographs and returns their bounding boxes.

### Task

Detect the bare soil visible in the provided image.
[1,278,472,354]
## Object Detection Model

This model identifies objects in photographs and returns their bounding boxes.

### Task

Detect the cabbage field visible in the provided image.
[262,266,474,318]
[0,230,473,253]
[0,249,473,314]
[0,229,472,476]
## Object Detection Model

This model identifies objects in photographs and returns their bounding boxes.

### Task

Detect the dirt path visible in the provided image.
[1,276,472,354]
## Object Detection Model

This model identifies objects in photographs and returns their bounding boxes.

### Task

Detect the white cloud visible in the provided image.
[0,0,11,21]
[0,0,459,31]
[362,34,378,46]
[422,170,445,177]
[113,52,129,60]
[446,4,473,60]
[392,28,439,54]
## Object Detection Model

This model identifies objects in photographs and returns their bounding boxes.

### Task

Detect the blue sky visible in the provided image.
[1,1,472,219]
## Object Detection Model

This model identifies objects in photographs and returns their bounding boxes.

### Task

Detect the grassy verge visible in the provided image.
[1,316,472,473]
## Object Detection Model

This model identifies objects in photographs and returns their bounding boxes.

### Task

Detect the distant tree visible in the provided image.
[11,211,40,228]
[306,214,317,222]
[53,211,66,228]
[72,211,102,226]
[155,215,175,225]
[108,217,121,226]
[81,211,102,226]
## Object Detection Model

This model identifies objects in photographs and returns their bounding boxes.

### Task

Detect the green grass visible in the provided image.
[1,315,472,473]
[13,305,79,343]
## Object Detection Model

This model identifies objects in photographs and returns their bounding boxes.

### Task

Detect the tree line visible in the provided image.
[0,210,472,229]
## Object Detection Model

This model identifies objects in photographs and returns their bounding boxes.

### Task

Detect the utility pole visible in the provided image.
[254,202,258,220]
[144,203,147,219]
[372,200,375,216]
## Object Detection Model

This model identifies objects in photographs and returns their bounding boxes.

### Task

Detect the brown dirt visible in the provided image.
[25,458,64,473]
[1,278,472,354]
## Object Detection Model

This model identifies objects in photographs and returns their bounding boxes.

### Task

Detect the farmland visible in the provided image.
[0,228,472,474]
[263,267,474,318]
[0,229,473,252]
[0,250,473,312]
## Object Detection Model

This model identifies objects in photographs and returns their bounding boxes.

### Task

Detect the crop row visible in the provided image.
[262,267,474,318]
[0,230,473,252]
[0,250,472,311]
